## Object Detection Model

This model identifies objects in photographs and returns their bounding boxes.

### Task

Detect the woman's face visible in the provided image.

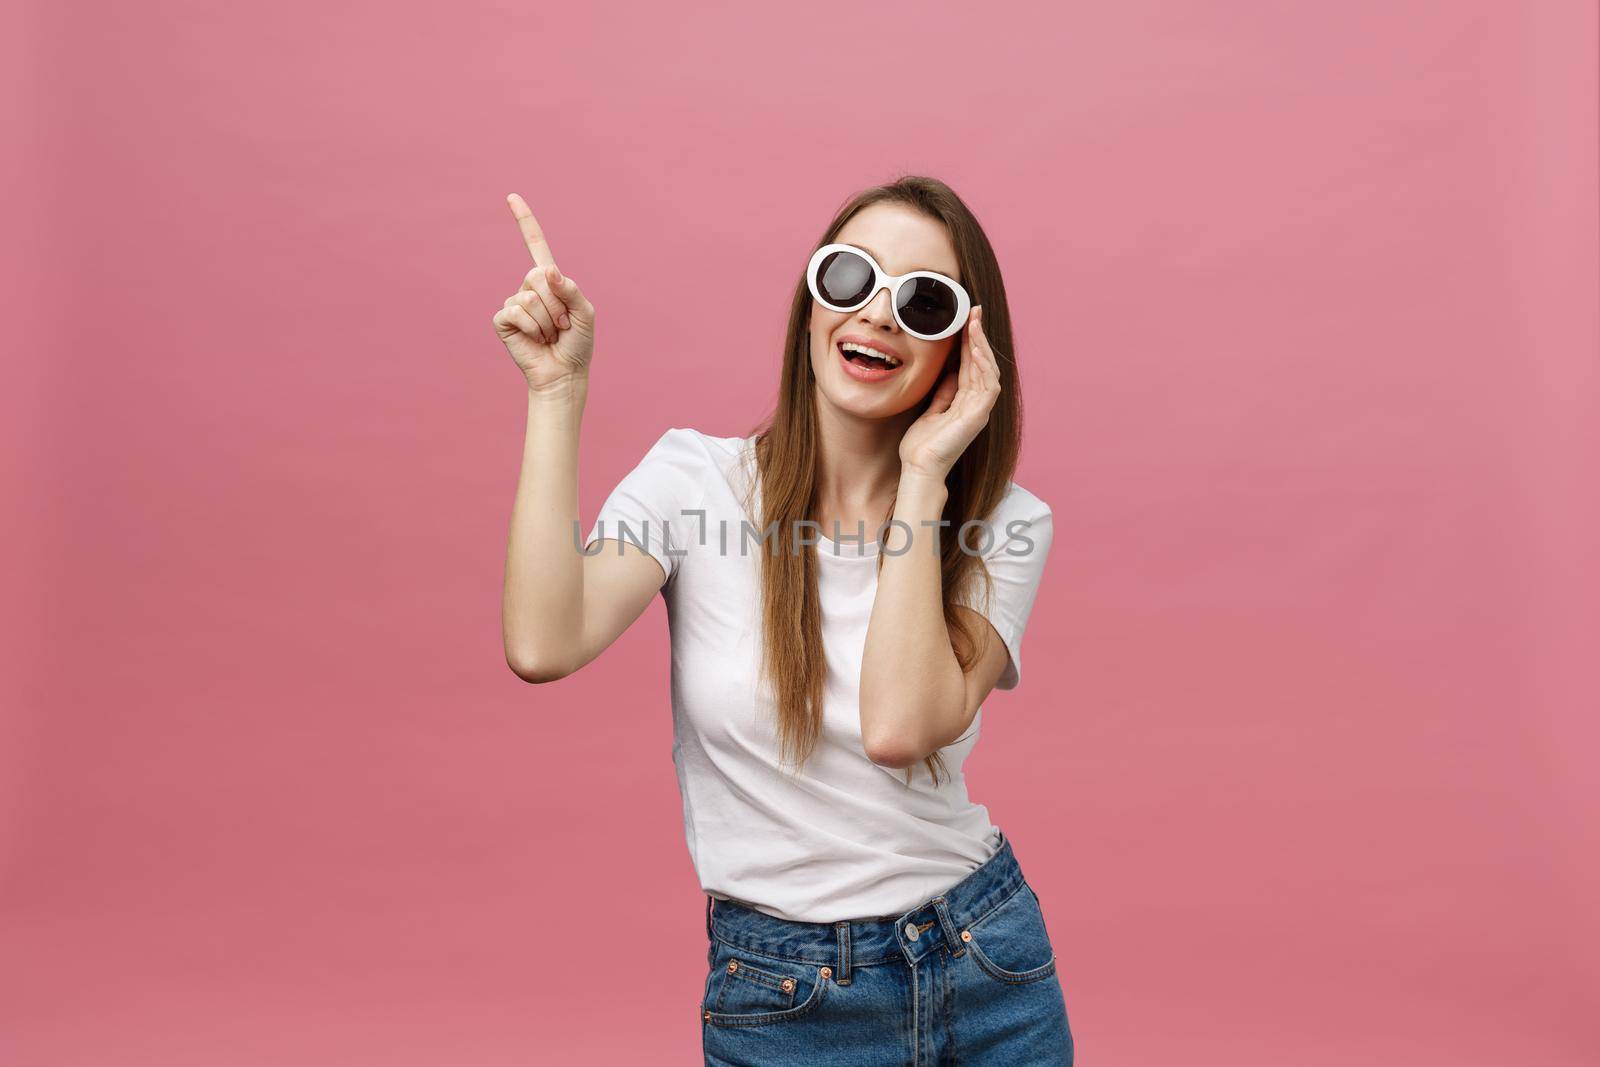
[807,203,962,421]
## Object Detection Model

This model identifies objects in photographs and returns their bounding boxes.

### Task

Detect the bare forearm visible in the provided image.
[859,472,966,766]
[502,378,589,678]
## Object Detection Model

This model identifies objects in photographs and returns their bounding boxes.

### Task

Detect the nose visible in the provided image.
[856,285,899,332]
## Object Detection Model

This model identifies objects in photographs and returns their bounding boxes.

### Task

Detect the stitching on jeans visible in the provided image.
[933,896,967,959]
[710,933,831,965]
[725,959,801,995]
[711,932,908,968]
[966,936,1058,984]
[967,879,1028,936]
[704,966,831,1028]
[961,882,1058,984]
[910,960,919,1064]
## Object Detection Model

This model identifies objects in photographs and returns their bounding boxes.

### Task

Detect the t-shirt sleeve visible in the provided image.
[583,427,706,587]
[953,487,1054,691]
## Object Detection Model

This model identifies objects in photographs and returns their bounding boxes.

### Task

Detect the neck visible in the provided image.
[811,394,921,532]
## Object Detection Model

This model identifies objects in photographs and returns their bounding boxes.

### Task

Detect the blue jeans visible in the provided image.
[700,829,1074,1065]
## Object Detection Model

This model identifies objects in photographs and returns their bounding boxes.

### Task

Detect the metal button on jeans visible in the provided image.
[904,922,920,941]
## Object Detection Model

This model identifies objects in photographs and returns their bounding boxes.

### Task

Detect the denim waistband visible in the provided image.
[705,828,1028,985]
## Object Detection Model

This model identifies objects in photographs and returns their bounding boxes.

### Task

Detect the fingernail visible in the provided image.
[558,313,570,328]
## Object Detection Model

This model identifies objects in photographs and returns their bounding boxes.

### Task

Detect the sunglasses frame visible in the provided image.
[805,243,972,341]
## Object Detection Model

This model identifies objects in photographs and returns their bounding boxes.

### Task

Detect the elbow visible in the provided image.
[865,743,922,770]
[861,694,963,769]
[505,645,574,684]
[862,732,924,770]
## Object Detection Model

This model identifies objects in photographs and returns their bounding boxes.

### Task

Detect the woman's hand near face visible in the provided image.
[492,193,596,395]
[898,305,1002,481]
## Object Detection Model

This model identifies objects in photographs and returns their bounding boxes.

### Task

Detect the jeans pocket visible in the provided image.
[702,941,831,1027]
[963,882,1058,985]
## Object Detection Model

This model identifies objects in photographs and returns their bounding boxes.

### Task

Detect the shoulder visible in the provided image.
[981,480,1053,536]
[648,426,744,455]
[635,427,756,501]
[637,426,739,468]
[992,480,1051,523]
[968,480,1053,564]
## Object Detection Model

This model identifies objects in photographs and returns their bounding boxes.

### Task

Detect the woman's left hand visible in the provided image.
[898,305,1002,482]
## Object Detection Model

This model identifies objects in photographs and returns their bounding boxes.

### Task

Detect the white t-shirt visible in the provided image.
[583,427,1053,923]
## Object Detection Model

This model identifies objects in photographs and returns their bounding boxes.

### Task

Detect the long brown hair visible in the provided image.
[738,175,1023,788]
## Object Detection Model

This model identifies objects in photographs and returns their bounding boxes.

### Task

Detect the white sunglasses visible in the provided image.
[806,243,972,341]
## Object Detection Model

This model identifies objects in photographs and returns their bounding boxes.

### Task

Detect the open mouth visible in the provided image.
[837,340,903,378]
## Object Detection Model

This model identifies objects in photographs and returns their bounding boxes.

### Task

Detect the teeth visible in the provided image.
[840,342,900,367]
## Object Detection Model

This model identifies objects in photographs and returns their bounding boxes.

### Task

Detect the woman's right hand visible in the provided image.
[492,193,596,394]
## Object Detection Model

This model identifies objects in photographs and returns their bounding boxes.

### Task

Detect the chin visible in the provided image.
[814,378,925,421]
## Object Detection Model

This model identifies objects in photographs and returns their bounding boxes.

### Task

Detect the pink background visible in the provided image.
[5,2,1597,1064]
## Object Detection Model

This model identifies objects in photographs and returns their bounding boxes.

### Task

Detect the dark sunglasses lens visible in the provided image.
[896,277,959,336]
[816,249,874,308]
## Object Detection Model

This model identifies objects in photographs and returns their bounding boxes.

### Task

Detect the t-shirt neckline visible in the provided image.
[816,529,880,560]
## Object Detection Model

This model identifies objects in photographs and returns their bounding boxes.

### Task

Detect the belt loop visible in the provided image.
[833,921,853,985]
[932,897,966,957]
[705,895,714,940]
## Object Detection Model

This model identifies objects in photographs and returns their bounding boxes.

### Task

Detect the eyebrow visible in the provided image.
[852,242,959,281]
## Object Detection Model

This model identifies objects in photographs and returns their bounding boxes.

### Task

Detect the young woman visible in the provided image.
[496,175,1073,1065]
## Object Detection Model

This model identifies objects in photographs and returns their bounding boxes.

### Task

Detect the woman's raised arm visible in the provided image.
[496,194,664,683]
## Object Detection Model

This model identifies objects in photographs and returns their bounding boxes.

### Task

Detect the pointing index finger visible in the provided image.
[506,193,559,270]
